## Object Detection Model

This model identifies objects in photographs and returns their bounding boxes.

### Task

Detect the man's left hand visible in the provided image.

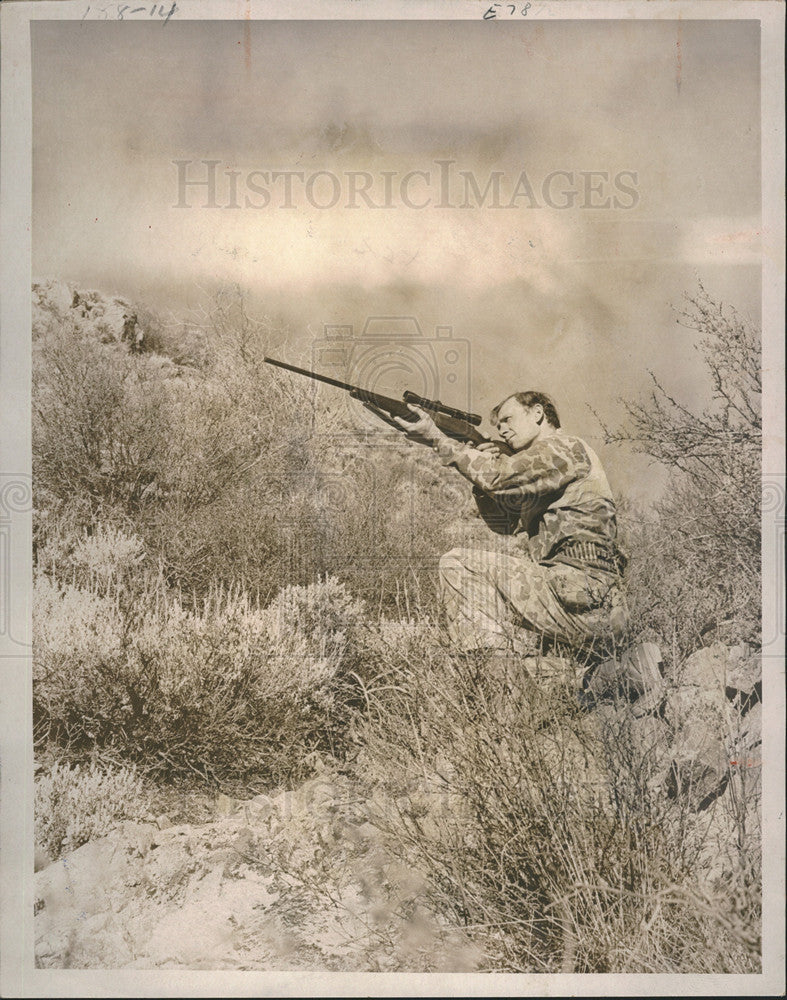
[392,403,443,447]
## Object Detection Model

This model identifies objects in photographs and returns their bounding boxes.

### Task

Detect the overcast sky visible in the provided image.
[31,17,761,501]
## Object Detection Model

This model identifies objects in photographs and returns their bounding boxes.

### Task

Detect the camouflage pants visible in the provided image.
[439,546,626,654]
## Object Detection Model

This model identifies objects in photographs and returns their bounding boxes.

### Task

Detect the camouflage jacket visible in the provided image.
[436,431,623,573]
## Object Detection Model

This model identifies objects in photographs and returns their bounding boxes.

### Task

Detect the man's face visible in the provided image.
[494,398,544,451]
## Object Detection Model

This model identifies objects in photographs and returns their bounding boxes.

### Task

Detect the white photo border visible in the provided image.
[1,1,784,995]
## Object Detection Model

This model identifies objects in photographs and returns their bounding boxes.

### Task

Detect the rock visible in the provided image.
[676,642,728,691]
[32,279,73,322]
[522,652,577,685]
[662,642,763,812]
[32,280,147,352]
[34,845,53,873]
[665,756,729,812]
[582,642,762,815]
[214,793,235,817]
[725,644,761,706]
[678,641,761,700]
[583,641,666,716]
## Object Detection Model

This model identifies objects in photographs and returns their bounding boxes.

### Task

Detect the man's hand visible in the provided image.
[391,403,444,447]
[474,440,504,456]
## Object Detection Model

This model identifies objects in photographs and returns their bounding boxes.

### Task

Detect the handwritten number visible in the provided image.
[82,1,176,20]
[483,2,532,18]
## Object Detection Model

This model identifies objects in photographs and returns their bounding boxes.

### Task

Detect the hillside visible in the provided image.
[31,280,763,973]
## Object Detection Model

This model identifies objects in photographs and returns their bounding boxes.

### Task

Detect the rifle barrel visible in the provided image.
[263,355,482,427]
[263,356,359,392]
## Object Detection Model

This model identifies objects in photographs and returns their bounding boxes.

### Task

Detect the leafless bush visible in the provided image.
[599,286,761,656]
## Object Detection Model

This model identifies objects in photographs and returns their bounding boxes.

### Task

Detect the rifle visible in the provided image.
[263,356,503,448]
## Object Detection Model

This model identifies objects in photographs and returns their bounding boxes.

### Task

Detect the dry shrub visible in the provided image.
[35,761,150,864]
[33,574,366,789]
[352,638,761,973]
[601,287,761,658]
[33,323,172,513]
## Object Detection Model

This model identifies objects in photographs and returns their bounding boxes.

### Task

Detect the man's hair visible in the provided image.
[491,391,561,429]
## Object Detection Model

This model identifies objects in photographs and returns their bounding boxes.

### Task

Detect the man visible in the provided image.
[391,390,727,809]
[393,391,629,666]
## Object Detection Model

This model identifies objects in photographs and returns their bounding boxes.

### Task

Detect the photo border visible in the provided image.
[1,1,784,995]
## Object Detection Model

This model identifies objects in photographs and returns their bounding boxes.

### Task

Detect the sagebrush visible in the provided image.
[33,572,368,788]
[35,761,150,864]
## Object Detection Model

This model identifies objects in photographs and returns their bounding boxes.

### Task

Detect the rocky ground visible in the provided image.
[34,767,482,972]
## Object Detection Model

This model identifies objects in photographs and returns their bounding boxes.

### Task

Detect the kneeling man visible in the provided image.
[397,391,628,660]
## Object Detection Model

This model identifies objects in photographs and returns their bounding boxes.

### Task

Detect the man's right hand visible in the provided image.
[475,440,505,456]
